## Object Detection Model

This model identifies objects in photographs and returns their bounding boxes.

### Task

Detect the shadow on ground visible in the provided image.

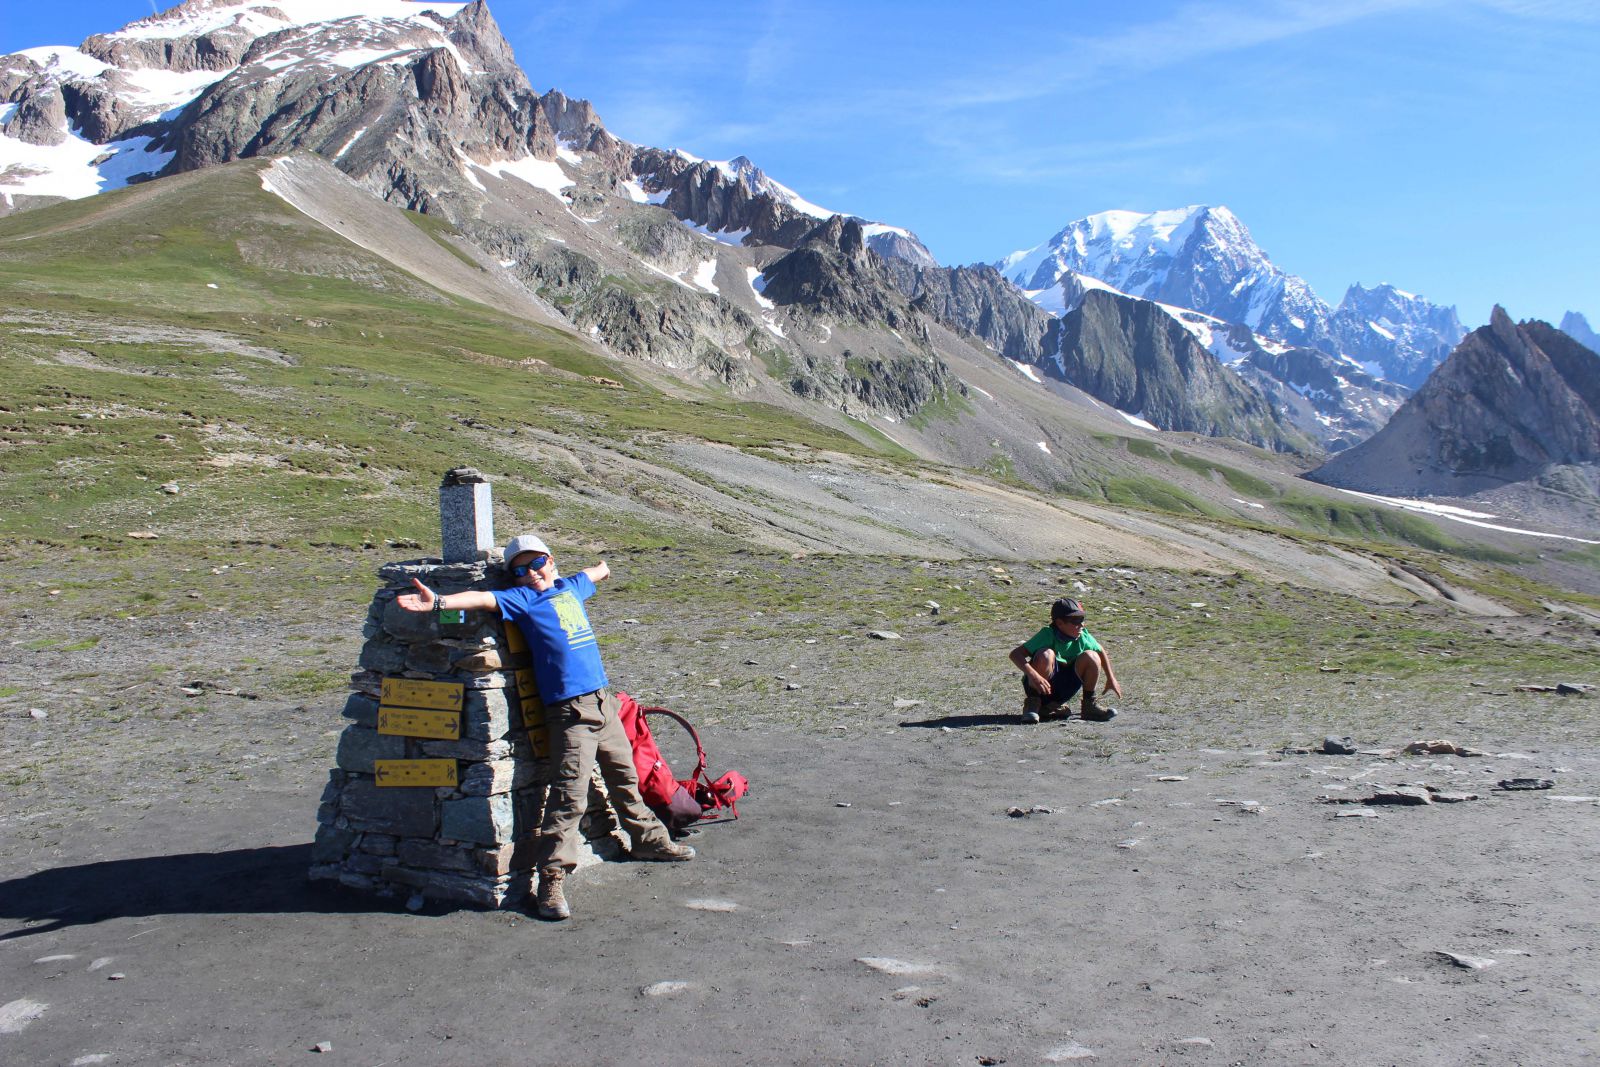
[0,844,383,938]
[898,713,1016,729]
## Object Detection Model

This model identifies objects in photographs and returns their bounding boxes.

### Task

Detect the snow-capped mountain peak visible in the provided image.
[102,1,468,52]
[993,204,1466,388]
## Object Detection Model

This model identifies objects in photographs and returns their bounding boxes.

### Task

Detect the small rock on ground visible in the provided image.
[640,981,691,997]
[1435,951,1496,970]
[1367,787,1432,806]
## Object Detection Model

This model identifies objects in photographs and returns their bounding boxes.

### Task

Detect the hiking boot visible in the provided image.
[1080,691,1116,722]
[1040,701,1068,721]
[535,868,570,921]
[1021,693,1042,724]
[633,839,696,862]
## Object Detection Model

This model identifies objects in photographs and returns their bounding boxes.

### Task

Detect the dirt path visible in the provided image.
[3,548,1598,1064]
[3,708,1598,1066]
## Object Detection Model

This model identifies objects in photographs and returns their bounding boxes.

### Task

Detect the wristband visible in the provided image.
[432,592,444,614]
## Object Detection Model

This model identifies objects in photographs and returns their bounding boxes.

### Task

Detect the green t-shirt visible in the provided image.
[1023,625,1102,664]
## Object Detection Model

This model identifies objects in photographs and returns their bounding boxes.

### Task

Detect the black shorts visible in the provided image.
[1023,665,1083,704]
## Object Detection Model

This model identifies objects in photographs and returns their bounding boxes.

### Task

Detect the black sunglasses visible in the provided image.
[511,555,550,577]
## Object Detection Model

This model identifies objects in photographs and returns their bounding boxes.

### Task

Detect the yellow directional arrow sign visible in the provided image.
[503,623,528,654]
[377,707,461,740]
[379,678,463,712]
[374,759,458,788]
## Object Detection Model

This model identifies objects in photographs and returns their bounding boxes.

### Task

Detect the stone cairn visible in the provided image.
[309,468,625,907]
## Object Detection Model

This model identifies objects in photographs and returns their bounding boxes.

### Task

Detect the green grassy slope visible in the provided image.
[0,162,899,553]
[2,161,1590,605]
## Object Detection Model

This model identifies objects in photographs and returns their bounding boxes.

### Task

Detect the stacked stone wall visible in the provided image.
[309,556,623,907]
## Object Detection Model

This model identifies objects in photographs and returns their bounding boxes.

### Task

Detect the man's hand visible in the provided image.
[397,577,437,613]
[1107,678,1124,697]
[1030,668,1052,697]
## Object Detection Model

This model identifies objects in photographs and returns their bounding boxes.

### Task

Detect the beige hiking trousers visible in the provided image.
[534,687,672,872]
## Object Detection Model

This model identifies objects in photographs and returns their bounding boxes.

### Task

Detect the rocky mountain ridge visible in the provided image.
[1308,308,1600,511]
[1561,311,1600,354]
[0,0,1330,463]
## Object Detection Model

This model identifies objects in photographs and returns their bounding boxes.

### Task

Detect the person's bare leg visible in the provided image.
[1022,650,1056,722]
[1076,652,1114,720]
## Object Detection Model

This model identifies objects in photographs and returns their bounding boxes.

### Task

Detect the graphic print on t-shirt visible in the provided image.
[552,591,596,649]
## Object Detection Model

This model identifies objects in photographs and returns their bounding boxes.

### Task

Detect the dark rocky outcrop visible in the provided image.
[0,85,68,146]
[1222,326,1410,452]
[1329,283,1465,389]
[881,260,1059,364]
[82,18,257,74]
[1054,291,1309,453]
[760,217,927,340]
[1308,308,1600,495]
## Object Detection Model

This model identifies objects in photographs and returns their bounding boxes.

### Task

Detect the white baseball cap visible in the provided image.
[503,533,551,562]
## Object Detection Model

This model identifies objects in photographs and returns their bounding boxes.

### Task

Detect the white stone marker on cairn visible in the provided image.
[309,468,626,907]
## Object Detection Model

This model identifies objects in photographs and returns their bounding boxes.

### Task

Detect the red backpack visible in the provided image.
[617,692,749,831]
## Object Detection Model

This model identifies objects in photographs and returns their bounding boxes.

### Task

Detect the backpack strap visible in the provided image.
[642,706,745,820]
[641,706,707,784]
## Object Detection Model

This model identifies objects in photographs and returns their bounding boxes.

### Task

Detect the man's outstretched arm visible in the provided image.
[397,578,498,614]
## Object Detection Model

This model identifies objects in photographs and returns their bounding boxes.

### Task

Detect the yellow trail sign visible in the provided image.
[374,759,458,788]
[527,723,550,759]
[503,623,528,654]
[377,707,461,740]
[379,678,463,712]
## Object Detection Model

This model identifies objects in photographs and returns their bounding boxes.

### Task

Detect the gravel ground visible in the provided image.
[2,549,1598,1065]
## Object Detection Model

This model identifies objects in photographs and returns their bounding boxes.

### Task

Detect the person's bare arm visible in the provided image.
[1010,643,1051,697]
[581,560,609,584]
[397,578,499,614]
[1098,649,1122,697]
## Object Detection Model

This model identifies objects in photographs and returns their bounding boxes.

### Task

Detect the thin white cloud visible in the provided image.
[941,0,1438,109]
[1470,0,1600,20]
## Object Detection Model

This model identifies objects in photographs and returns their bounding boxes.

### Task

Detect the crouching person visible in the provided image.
[1009,597,1122,723]
[398,533,693,921]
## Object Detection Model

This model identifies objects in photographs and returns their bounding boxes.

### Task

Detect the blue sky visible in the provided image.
[6,1,1597,326]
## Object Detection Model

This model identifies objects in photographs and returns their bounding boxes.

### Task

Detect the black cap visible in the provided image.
[1051,597,1086,621]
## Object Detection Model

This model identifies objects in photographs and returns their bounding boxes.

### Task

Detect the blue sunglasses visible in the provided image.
[511,555,550,577]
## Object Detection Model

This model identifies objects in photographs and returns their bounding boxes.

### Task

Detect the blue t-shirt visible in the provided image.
[495,573,608,703]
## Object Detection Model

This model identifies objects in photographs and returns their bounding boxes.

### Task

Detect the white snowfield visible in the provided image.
[1332,488,1600,544]
[469,154,574,199]
[996,204,1211,294]
[1007,359,1042,384]
[746,268,775,310]
[106,1,468,41]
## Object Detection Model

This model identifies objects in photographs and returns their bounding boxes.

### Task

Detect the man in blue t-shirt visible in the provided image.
[399,533,692,921]
[1008,597,1122,723]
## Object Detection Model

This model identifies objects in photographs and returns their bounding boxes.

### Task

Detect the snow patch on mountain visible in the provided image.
[621,177,669,205]
[1008,359,1042,384]
[473,155,574,199]
[688,221,751,247]
[689,259,718,294]
[747,268,775,310]
[0,124,169,199]
[1333,488,1600,544]
[106,1,468,42]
